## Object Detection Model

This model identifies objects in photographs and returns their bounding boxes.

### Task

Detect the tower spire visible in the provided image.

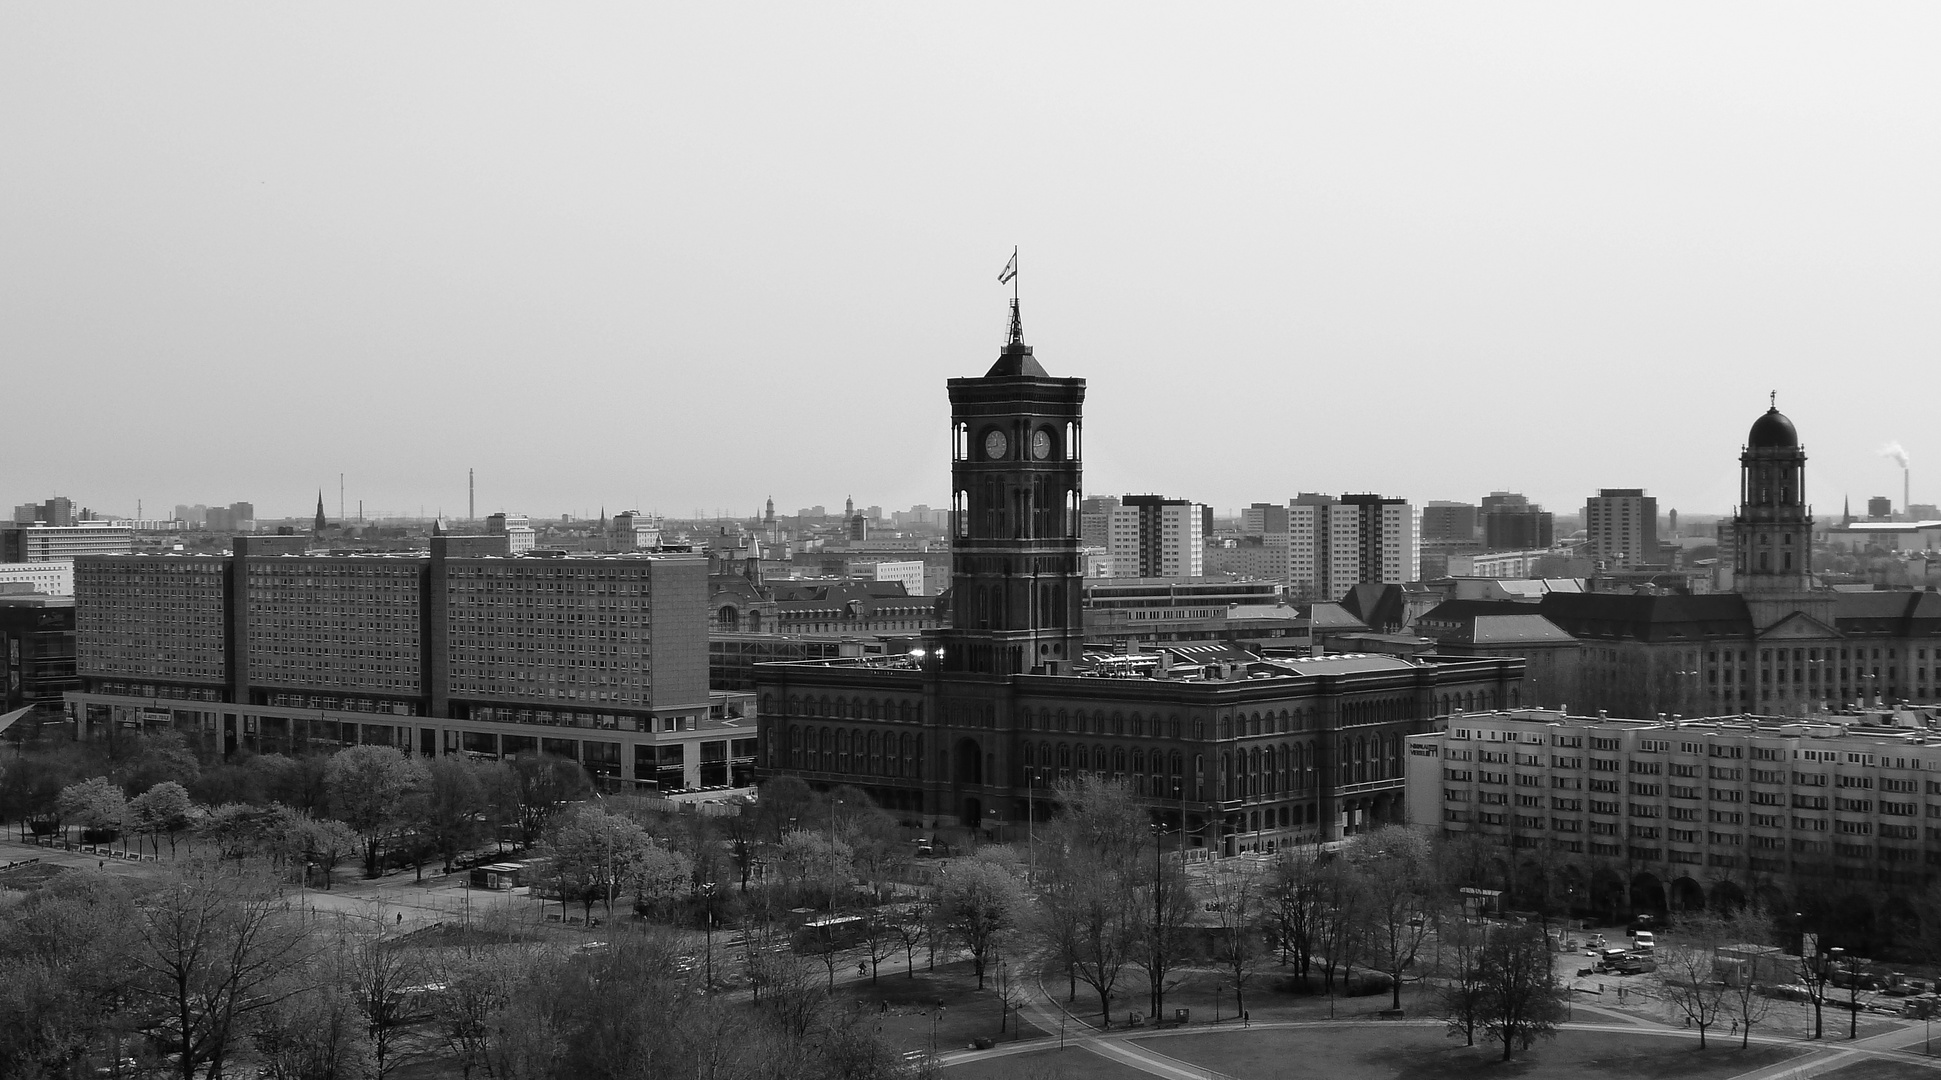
[314,491,326,535]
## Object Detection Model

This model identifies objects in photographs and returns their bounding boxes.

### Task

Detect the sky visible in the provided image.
[5,5,1940,524]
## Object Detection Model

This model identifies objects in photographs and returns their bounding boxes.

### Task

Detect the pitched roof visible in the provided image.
[985,343,1049,378]
[1463,614,1580,646]
[1339,583,1405,630]
[1418,599,1536,625]
[1538,592,1754,641]
[1833,590,1941,635]
[1301,602,1371,631]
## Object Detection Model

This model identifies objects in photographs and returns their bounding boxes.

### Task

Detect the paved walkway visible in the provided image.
[943,976,1941,1080]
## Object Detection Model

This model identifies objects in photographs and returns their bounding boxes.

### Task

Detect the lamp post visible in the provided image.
[829,800,843,916]
[1150,821,1167,1022]
[701,881,717,993]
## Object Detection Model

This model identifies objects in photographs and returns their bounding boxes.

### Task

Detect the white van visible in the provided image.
[1632,931,1656,952]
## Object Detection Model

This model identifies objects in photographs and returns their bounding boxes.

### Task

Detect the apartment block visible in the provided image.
[0,561,75,596]
[67,536,731,791]
[1586,488,1659,568]
[1408,707,1941,916]
[1109,495,1204,579]
[0,524,135,562]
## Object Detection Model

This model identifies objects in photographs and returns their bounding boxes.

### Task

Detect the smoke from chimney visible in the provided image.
[1880,442,1912,515]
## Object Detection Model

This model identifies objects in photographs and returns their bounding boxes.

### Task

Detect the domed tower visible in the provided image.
[1734,398,1812,597]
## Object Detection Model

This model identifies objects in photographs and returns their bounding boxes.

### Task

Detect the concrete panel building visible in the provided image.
[1408,706,1941,924]
[66,536,729,790]
[1586,489,1659,568]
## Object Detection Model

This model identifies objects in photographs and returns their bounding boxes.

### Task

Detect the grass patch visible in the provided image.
[947,1047,1146,1080]
[0,861,74,889]
[833,963,1044,1053]
[1816,1061,1941,1080]
[1145,1024,1803,1079]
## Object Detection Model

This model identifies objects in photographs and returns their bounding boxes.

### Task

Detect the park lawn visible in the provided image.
[1140,1024,1804,1079]
[1031,957,1435,1031]
[834,963,1045,1054]
[1815,1059,1941,1080]
[947,1047,1145,1080]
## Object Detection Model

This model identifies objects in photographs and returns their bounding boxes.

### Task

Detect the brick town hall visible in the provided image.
[755,301,1521,854]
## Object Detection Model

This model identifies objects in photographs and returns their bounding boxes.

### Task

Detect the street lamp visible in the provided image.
[701,881,717,993]
[829,800,844,916]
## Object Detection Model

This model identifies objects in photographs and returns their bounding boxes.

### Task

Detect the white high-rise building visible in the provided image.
[1243,494,1417,599]
[1107,495,1204,579]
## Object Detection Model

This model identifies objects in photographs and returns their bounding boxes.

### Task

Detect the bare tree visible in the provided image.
[1660,911,1730,1048]
[340,934,428,1079]
[889,897,931,979]
[1032,778,1145,1024]
[1206,859,1271,1019]
[1265,844,1325,987]
[1719,908,1778,1048]
[1351,827,1436,1012]
[1311,856,1365,995]
[1479,923,1569,1062]
[1135,834,1198,1021]
[125,863,322,1080]
[860,911,900,983]
[1436,906,1490,1046]
[249,977,373,1080]
[1795,931,1835,1040]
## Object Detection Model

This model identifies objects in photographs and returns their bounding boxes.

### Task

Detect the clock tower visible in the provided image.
[938,301,1086,674]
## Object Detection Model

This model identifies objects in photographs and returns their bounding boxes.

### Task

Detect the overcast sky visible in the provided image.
[5,5,1939,524]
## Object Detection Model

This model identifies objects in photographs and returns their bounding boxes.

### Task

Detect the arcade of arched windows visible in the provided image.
[774,694,924,725]
[1020,739,1200,800]
[1203,700,1424,741]
[784,724,922,779]
[1219,732,1404,800]
[1434,689,1505,716]
[1019,707,1218,741]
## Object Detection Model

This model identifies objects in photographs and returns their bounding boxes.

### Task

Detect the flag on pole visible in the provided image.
[998,251,1017,284]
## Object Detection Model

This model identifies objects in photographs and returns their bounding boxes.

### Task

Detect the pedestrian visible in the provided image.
[397,912,403,926]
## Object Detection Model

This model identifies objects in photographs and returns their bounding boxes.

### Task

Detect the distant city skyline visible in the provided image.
[5,8,1938,521]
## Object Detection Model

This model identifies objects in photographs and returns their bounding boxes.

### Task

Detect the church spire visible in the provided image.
[313,491,326,535]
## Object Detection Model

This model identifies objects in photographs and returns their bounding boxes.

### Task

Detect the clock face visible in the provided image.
[1032,428,1052,460]
[984,429,1008,460]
